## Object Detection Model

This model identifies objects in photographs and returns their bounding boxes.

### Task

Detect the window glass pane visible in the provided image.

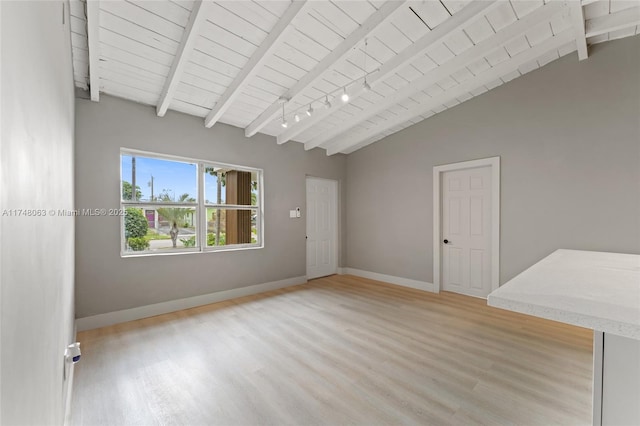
[206,208,258,246]
[203,167,225,204]
[204,167,258,206]
[124,207,197,253]
[121,154,197,202]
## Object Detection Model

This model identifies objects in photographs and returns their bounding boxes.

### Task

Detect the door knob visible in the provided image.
[443,239,449,244]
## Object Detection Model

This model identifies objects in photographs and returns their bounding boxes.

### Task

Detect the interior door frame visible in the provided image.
[433,156,500,294]
[305,176,339,279]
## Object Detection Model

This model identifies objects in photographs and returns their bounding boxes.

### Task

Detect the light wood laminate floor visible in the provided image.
[71,275,593,425]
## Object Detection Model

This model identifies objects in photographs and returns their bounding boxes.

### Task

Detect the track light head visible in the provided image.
[294,114,300,123]
[306,104,314,116]
[363,79,371,92]
[324,95,332,109]
[341,87,349,103]
[279,98,288,129]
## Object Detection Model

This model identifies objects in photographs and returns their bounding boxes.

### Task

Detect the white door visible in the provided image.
[442,166,492,298]
[306,177,337,279]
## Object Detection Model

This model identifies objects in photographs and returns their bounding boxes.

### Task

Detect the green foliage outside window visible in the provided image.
[122,181,142,201]
[180,236,196,247]
[125,208,148,239]
[128,237,149,251]
[207,232,226,246]
[125,208,149,251]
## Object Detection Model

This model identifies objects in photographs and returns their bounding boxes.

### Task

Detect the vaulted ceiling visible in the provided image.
[70,0,640,155]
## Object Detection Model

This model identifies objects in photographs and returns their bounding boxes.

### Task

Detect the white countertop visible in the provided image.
[487,249,640,339]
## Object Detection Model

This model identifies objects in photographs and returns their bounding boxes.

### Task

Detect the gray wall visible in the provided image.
[75,95,346,317]
[345,36,640,285]
[1,1,76,424]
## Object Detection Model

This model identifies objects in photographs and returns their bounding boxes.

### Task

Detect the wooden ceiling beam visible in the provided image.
[570,0,589,61]
[156,0,208,117]
[277,0,501,145]
[243,0,407,138]
[204,0,310,128]
[86,0,101,102]
[326,30,575,156]
[307,1,565,151]
[585,6,640,38]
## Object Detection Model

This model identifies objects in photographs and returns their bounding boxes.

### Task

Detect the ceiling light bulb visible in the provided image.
[306,105,314,116]
[294,114,300,122]
[341,88,349,103]
[279,99,288,129]
[324,96,332,109]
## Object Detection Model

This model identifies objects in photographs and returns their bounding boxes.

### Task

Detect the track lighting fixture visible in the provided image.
[272,42,384,129]
[281,65,383,125]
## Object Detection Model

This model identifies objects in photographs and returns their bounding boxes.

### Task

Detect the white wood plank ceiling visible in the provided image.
[70,0,640,155]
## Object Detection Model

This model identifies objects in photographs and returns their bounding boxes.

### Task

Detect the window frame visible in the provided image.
[120,148,264,257]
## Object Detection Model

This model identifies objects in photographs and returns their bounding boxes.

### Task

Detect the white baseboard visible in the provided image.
[63,323,77,426]
[343,268,436,293]
[63,358,76,426]
[337,267,346,275]
[76,276,307,331]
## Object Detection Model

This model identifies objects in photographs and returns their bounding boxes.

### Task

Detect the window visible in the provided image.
[120,150,262,256]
